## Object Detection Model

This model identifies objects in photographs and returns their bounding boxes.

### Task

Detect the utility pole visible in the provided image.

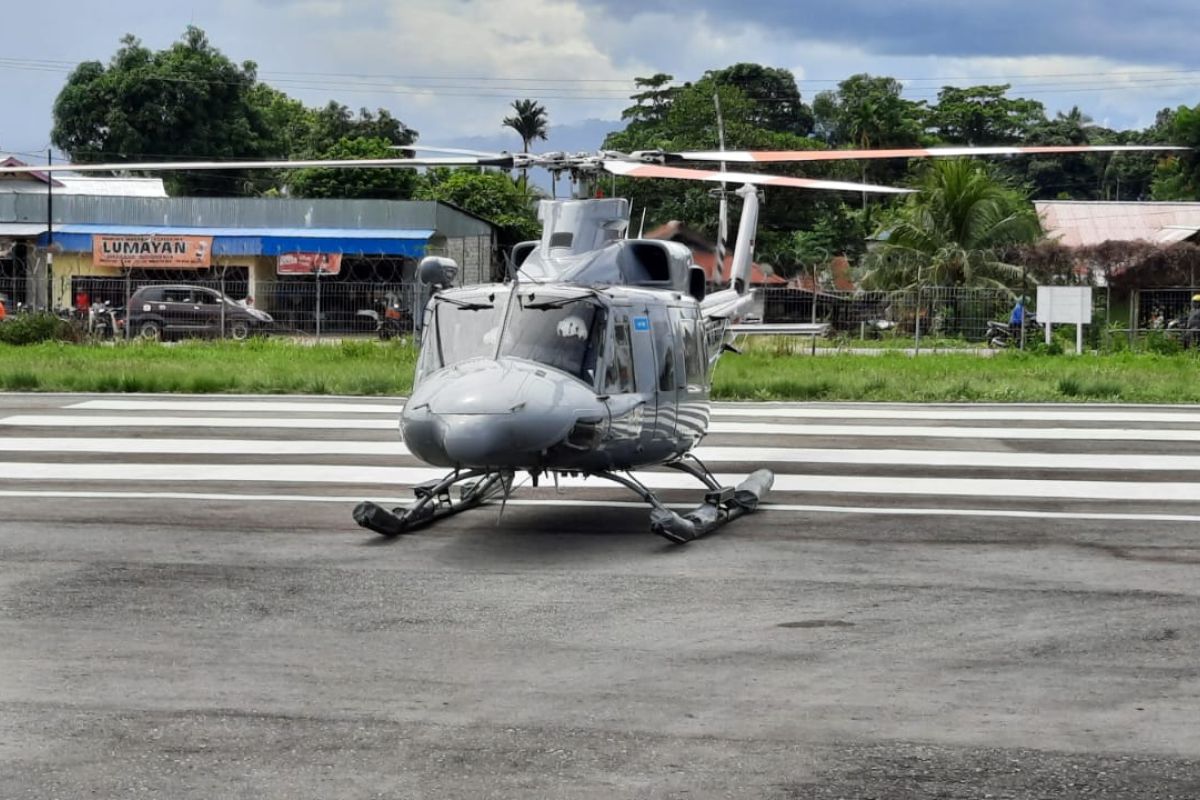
[45,149,53,311]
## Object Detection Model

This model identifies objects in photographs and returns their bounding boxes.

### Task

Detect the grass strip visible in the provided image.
[1,339,1199,403]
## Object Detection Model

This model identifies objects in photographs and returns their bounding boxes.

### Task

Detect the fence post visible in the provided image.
[219,269,226,340]
[810,263,817,357]
[1128,290,1137,351]
[315,268,322,341]
[913,287,922,355]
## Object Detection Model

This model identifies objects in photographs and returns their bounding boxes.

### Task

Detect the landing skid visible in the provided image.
[591,458,774,544]
[353,469,513,537]
[352,458,773,545]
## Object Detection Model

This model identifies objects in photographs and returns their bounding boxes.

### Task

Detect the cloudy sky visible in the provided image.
[2,0,1198,160]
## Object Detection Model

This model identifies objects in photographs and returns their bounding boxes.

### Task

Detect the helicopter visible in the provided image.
[0,141,1184,542]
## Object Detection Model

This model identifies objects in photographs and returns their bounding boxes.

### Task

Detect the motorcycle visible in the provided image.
[87,301,123,340]
[356,291,411,340]
[986,316,1041,348]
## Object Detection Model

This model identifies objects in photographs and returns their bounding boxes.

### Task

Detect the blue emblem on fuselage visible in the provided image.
[633,316,650,331]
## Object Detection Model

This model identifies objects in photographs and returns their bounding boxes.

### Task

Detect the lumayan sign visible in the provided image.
[92,234,212,268]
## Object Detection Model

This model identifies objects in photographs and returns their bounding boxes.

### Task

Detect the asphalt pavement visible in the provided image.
[2,393,1200,798]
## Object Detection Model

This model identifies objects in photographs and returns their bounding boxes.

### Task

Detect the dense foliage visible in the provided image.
[49,28,1199,288]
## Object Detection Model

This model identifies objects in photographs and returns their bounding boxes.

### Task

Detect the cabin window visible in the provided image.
[604,320,636,394]
[652,316,676,392]
[681,318,705,387]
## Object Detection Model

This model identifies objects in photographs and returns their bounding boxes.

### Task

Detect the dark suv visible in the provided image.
[126,285,272,341]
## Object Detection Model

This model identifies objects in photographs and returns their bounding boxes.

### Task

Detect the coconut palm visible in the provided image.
[502,99,549,190]
[861,159,1041,290]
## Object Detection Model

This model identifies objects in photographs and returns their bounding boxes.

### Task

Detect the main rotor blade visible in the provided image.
[394,144,507,157]
[0,155,512,175]
[602,160,913,194]
[669,144,1188,164]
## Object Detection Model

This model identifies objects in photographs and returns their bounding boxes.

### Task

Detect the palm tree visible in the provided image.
[502,99,549,190]
[861,159,1041,290]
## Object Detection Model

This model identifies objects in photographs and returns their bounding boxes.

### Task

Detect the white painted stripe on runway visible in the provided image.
[4,461,1200,501]
[5,438,1198,472]
[709,422,1200,442]
[3,489,1200,524]
[690,446,1200,472]
[712,406,1200,424]
[66,398,1200,425]
[9,414,1200,443]
[0,437,1160,471]
[0,437,407,455]
[68,399,405,414]
[0,415,397,430]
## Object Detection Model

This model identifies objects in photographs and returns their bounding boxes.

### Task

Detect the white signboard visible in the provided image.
[1036,285,1093,354]
[1036,286,1092,325]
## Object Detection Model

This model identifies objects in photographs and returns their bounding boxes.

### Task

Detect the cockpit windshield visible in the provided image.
[424,298,503,374]
[420,290,606,386]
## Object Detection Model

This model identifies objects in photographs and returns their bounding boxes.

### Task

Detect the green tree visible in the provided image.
[621,73,678,128]
[416,169,540,245]
[288,137,417,200]
[1151,103,1200,199]
[812,74,926,148]
[929,84,1046,145]
[502,99,549,153]
[51,26,278,196]
[704,63,814,136]
[811,74,927,204]
[861,159,1040,289]
[502,98,549,191]
[304,102,416,154]
[605,77,846,260]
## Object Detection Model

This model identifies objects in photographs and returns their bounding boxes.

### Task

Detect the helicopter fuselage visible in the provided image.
[401,281,719,474]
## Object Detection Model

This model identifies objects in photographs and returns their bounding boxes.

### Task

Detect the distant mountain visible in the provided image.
[438,118,625,194]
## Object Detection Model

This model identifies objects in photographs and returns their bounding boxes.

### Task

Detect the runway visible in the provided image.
[2,393,1200,798]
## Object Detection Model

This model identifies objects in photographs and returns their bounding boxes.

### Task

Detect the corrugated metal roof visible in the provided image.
[1036,201,1200,247]
[3,195,494,239]
[54,177,168,198]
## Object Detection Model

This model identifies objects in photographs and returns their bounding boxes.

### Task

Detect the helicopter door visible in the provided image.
[648,305,679,439]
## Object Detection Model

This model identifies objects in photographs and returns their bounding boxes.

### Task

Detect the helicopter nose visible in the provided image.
[400,359,604,468]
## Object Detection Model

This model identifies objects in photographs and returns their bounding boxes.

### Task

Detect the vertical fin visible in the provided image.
[729,185,759,295]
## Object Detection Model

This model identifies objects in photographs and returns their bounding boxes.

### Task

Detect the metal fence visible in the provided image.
[40,276,423,340]
[19,274,1198,353]
[758,286,1023,343]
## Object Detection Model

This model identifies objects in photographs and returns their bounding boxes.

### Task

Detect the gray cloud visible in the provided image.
[589,0,1199,66]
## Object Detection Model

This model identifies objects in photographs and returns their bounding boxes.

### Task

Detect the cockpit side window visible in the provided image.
[604,319,636,394]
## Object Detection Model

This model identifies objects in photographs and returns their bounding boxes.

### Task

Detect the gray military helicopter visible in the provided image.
[0,142,1182,542]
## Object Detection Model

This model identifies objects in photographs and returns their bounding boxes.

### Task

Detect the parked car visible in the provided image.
[126,285,272,341]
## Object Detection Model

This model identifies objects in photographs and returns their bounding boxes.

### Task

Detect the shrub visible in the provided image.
[0,313,78,345]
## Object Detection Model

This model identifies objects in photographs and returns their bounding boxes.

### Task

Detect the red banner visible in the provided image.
[277,252,342,276]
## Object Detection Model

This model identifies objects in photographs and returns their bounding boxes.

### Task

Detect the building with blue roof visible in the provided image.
[0,188,496,314]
